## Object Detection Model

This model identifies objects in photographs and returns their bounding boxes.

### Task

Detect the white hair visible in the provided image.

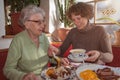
[18,4,45,27]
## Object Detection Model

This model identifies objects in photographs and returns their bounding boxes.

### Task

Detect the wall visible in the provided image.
[0,0,5,37]
[49,0,64,33]
[41,0,63,33]
[41,0,61,33]
[0,0,58,36]
[40,0,49,33]
[49,0,59,33]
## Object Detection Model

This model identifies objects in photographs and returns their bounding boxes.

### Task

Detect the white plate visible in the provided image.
[41,66,76,80]
[76,63,120,80]
[68,54,88,62]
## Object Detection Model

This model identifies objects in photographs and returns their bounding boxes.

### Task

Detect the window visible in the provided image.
[76,0,120,24]
[76,0,120,44]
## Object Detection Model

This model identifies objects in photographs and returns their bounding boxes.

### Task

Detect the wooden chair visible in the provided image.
[51,28,70,42]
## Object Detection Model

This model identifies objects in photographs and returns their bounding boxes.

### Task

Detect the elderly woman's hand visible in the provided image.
[85,50,100,62]
[23,73,39,80]
[48,45,60,57]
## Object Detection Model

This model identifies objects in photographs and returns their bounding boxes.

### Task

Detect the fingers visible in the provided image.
[85,55,96,62]
[48,45,59,57]
[23,73,38,80]
[50,45,59,53]
[85,50,100,62]
[61,58,70,66]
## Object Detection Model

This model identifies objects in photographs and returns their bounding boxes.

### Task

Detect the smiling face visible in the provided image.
[71,14,88,30]
[24,13,45,37]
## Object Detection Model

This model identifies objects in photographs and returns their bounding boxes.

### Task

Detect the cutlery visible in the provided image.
[52,52,61,68]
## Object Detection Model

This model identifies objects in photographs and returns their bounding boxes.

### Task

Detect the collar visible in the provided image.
[77,23,94,32]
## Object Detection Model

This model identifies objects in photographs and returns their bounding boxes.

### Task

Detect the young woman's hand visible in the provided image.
[61,58,70,66]
[85,50,100,62]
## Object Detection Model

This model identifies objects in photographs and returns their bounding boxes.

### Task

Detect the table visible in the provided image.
[41,63,120,80]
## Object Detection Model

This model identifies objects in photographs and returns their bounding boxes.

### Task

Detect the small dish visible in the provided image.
[70,62,81,67]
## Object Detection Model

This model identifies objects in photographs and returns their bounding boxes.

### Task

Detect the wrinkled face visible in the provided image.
[24,13,45,36]
[71,14,88,30]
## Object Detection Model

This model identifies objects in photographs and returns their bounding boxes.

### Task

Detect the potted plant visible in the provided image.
[7,0,40,13]
[52,0,75,42]
[57,0,75,28]
[6,0,40,35]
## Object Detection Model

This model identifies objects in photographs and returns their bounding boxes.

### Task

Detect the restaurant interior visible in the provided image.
[0,0,120,80]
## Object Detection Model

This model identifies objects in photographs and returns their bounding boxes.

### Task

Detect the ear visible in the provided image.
[24,21,29,29]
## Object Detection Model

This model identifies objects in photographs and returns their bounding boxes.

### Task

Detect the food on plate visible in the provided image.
[46,67,57,79]
[79,67,120,80]
[76,64,120,80]
[45,66,72,79]
[79,69,99,80]
[96,67,120,80]
[57,66,71,78]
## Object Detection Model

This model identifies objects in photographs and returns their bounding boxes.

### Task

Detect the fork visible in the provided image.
[52,52,61,67]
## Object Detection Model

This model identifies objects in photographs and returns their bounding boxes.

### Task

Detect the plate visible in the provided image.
[41,66,76,80]
[76,63,120,80]
[41,67,57,80]
[68,54,88,62]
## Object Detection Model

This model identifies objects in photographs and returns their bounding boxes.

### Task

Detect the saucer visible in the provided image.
[70,62,81,67]
[68,54,88,63]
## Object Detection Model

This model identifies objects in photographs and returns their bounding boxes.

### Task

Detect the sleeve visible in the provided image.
[3,37,27,80]
[40,33,50,52]
[59,30,72,57]
[42,33,57,66]
[98,27,113,63]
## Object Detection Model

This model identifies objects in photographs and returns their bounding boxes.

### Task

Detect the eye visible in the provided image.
[27,20,44,25]
[77,17,81,20]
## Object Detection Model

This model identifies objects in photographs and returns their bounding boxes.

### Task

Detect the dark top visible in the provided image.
[59,23,113,64]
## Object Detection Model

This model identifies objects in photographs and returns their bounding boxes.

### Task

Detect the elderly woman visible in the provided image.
[51,2,113,65]
[3,5,59,80]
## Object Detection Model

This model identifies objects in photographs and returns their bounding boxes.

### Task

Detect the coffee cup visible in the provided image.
[70,49,86,58]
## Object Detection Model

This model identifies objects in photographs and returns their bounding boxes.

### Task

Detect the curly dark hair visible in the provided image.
[66,2,94,20]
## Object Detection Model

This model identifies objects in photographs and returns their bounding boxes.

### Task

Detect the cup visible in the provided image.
[70,49,86,58]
